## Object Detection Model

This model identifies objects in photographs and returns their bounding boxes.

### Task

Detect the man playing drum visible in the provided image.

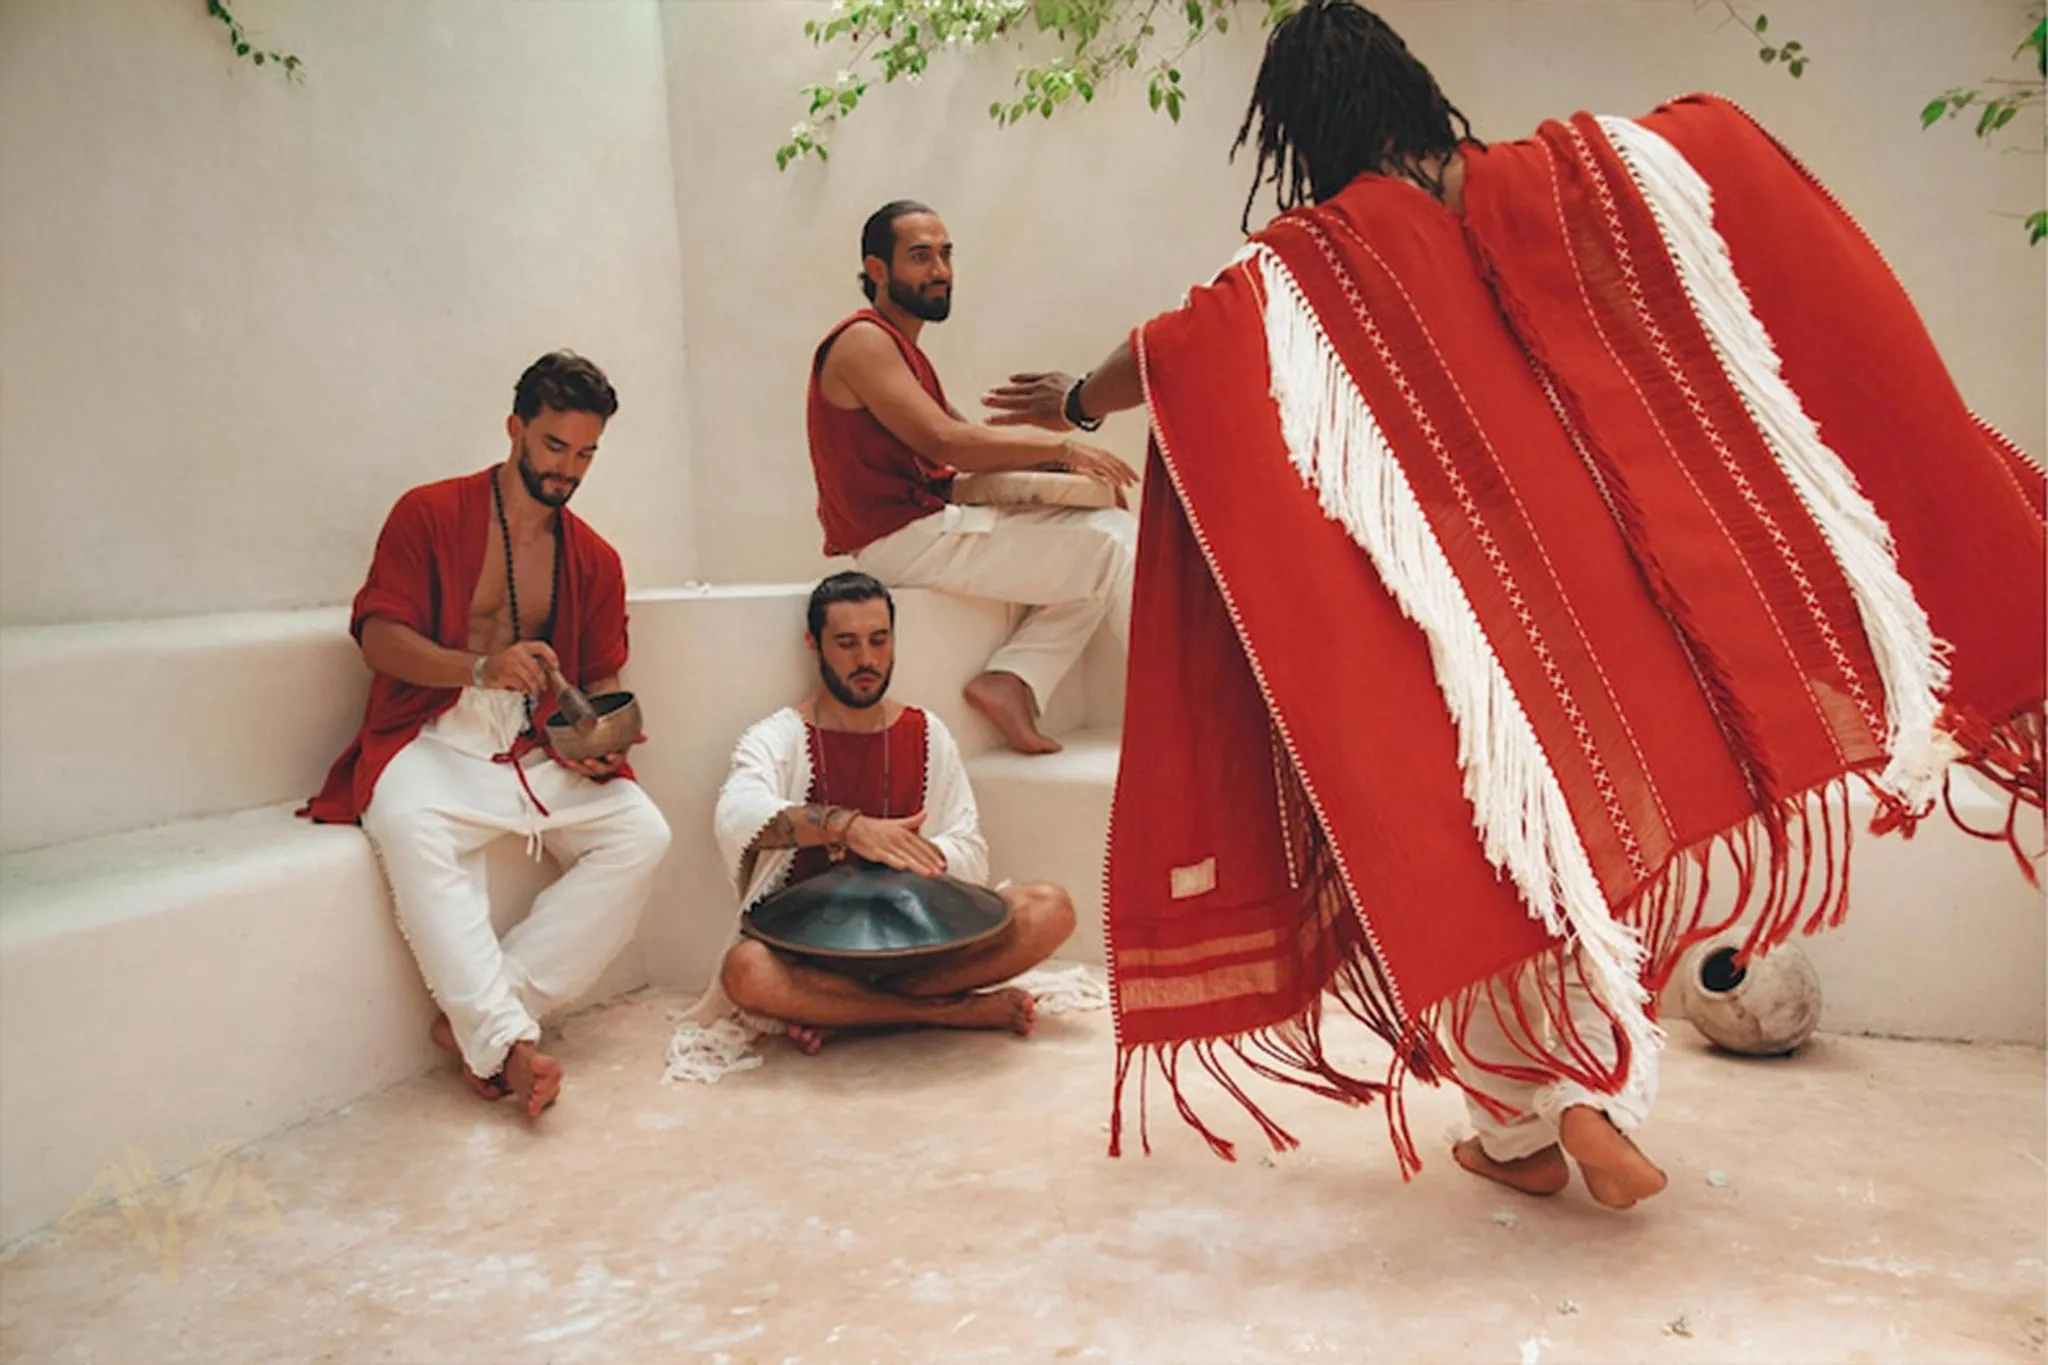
[805,200,1139,755]
[704,573,1077,1054]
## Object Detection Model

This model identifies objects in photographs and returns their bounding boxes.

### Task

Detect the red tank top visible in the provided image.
[788,707,931,886]
[807,310,956,556]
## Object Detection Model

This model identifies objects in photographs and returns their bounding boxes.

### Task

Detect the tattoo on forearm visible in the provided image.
[753,810,799,850]
[750,806,828,852]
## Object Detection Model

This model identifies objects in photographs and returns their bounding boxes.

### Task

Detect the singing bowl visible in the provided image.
[545,690,643,761]
[742,864,1012,966]
[952,470,1115,510]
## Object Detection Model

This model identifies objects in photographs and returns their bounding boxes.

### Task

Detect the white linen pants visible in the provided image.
[1449,955,1660,1161]
[856,503,1137,711]
[362,688,671,1079]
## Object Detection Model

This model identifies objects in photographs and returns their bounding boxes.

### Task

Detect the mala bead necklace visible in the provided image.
[492,470,560,733]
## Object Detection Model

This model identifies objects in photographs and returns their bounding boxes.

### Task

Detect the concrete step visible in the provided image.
[968,728,1121,967]
[0,584,1124,858]
[0,609,366,855]
[0,800,644,1243]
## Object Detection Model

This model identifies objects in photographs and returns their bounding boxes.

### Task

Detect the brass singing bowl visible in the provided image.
[742,864,1013,968]
[544,690,643,760]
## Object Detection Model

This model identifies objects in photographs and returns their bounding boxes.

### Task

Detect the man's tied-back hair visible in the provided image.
[1232,0,1478,232]
[808,571,896,640]
[859,199,935,301]
[512,351,619,423]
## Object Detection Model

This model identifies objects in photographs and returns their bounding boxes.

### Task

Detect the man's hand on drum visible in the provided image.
[1048,439,1139,497]
[982,371,1076,431]
[848,809,948,879]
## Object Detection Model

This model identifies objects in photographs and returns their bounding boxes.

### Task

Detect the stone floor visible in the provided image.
[1,990,2042,1365]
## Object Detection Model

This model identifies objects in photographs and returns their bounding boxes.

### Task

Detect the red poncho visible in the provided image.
[302,467,632,825]
[1110,95,2044,1168]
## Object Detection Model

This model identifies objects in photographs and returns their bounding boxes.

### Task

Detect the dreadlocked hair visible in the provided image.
[1232,0,1478,232]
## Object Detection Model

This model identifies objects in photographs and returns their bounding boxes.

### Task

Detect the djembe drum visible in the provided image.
[952,470,1115,511]
[741,863,1012,975]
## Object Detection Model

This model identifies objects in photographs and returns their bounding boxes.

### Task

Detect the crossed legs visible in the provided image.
[719,882,1077,1052]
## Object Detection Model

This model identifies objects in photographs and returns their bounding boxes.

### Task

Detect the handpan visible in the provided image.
[952,470,1114,510]
[742,864,1012,967]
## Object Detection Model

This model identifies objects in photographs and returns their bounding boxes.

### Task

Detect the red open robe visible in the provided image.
[301,466,632,825]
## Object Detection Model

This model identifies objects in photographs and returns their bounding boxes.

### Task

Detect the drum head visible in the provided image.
[952,470,1115,510]
[742,864,1012,964]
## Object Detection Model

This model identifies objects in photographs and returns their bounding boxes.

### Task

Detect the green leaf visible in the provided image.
[2027,210,2046,246]
[252,51,265,64]
[1921,98,1949,127]
[1789,59,1805,77]
[237,42,250,56]
[1166,91,1182,123]
[1993,105,2018,131]
[1148,82,1161,111]
[1215,13,1227,33]
[1759,46,1777,63]
[1753,13,1768,33]
[1168,67,1180,84]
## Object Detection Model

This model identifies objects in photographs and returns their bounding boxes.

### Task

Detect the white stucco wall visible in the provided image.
[667,0,2046,584]
[0,2,2036,619]
[0,0,697,625]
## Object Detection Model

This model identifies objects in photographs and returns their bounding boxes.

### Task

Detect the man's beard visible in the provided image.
[887,273,951,323]
[820,655,891,710]
[518,442,579,508]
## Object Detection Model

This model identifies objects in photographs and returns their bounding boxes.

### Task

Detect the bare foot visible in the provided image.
[964,671,1062,755]
[787,1022,837,1055]
[1452,1136,1570,1197]
[1558,1105,1668,1209]
[429,1014,508,1102]
[949,987,1037,1036]
[501,1040,564,1118]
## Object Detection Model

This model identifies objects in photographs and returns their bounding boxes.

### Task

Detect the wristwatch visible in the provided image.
[471,654,489,688]
[1063,376,1104,433]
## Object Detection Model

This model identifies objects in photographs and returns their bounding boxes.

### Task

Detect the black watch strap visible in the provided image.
[1063,377,1104,432]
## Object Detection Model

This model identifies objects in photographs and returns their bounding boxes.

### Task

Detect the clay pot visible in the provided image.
[1678,932,1822,1056]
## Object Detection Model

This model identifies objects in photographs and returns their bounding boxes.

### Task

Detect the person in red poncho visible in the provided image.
[303,352,673,1117]
[988,0,2044,1209]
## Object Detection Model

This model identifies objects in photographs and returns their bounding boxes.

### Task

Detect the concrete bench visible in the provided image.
[0,585,1124,1241]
